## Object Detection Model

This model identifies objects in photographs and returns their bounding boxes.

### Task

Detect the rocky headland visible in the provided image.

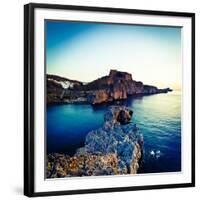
[47,70,172,104]
[47,106,144,178]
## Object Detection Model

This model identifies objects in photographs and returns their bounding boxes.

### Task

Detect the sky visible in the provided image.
[46,20,182,90]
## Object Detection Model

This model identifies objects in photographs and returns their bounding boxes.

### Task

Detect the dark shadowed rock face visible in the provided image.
[47,70,172,104]
[47,106,144,178]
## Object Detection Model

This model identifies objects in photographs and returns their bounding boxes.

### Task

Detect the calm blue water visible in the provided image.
[47,91,181,173]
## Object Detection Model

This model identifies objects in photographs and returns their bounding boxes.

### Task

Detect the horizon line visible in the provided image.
[46,70,180,90]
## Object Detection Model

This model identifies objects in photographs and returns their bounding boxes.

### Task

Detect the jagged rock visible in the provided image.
[76,106,143,174]
[47,106,144,178]
[47,70,172,104]
[47,153,119,178]
[87,89,110,104]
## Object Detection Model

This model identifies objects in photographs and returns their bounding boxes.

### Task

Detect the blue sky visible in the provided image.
[46,20,182,89]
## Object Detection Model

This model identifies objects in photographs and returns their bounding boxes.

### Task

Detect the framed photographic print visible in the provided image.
[24,3,195,197]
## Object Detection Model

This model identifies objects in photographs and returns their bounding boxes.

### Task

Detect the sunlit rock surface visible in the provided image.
[47,70,172,104]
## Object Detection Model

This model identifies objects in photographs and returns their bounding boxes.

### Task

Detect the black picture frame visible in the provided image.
[24,3,195,197]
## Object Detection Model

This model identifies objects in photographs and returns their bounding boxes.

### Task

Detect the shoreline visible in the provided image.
[47,106,144,178]
[47,91,174,106]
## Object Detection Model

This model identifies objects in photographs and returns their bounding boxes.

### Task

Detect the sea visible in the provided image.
[47,91,181,173]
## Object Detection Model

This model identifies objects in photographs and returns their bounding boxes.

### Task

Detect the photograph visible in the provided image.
[45,20,182,178]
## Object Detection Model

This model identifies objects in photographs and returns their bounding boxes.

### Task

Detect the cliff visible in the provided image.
[47,106,143,178]
[47,70,172,104]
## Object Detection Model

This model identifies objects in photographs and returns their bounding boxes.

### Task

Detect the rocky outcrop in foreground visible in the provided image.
[47,70,172,104]
[47,106,143,178]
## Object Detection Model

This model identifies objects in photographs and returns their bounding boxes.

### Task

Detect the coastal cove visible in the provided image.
[47,91,181,174]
